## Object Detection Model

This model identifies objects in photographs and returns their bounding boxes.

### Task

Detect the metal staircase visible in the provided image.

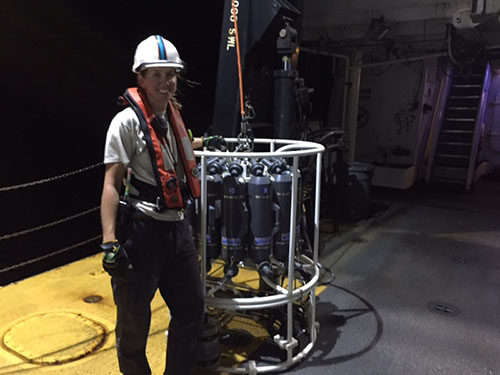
[427,62,491,190]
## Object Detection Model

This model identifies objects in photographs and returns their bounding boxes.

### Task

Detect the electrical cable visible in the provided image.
[206,264,236,297]
[262,275,288,294]
[317,262,336,286]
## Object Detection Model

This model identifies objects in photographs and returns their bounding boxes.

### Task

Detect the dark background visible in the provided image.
[0,0,333,285]
[0,0,224,285]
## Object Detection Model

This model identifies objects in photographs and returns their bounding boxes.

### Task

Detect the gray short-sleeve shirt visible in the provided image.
[104,107,183,221]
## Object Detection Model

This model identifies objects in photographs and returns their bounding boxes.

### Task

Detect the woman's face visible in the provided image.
[138,67,178,111]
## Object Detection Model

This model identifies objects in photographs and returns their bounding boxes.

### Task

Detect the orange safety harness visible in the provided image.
[120,87,200,210]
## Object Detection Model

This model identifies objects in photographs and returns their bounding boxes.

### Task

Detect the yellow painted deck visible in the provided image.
[0,254,170,375]
[0,255,324,375]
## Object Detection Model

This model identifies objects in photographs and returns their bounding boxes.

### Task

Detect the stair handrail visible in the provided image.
[425,63,454,181]
[466,62,492,190]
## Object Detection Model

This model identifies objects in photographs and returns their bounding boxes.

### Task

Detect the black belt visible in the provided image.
[130,211,153,220]
[130,175,191,209]
[130,175,160,205]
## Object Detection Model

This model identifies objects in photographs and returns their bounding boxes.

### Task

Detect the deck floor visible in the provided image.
[1,174,499,375]
[287,174,500,375]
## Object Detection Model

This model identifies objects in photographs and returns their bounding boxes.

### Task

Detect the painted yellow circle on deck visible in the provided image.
[3,312,106,365]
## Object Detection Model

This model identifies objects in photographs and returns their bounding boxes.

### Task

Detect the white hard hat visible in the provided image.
[132,35,184,73]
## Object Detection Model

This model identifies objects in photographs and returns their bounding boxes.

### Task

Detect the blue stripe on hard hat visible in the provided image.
[156,35,167,60]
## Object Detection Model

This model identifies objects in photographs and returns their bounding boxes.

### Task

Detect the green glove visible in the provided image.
[101,240,132,279]
[203,135,227,151]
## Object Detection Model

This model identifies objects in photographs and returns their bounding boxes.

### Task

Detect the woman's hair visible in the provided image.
[137,66,202,111]
[171,69,202,110]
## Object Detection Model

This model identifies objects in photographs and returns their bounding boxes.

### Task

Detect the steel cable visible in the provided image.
[0,162,104,274]
[0,206,100,241]
[0,162,103,192]
[0,235,102,274]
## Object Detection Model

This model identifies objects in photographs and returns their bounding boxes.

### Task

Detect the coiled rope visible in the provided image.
[0,162,103,274]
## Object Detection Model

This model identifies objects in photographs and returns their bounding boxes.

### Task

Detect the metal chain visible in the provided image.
[0,206,100,241]
[236,119,254,152]
[236,99,256,152]
[0,162,103,192]
[0,235,102,274]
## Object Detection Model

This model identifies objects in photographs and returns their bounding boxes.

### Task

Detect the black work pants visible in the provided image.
[111,218,204,375]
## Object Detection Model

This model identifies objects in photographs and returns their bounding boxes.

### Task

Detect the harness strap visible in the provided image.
[130,175,160,205]
[119,87,200,210]
[130,175,189,208]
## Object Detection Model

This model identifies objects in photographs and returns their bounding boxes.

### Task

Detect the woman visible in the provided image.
[100,34,223,375]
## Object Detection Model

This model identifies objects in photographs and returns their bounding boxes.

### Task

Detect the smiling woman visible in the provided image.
[100,34,205,375]
[138,68,179,112]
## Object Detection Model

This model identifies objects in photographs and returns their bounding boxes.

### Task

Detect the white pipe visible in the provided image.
[287,156,299,360]
[356,44,500,69]
[485,44,500,51]
[341,57,350,132]
[205,260,319,310]
[313,153,321,266]
[345,55,362,162]
[361,51,447,68]
[197,138,324,373]
[302,42,500,71]
[212,326,317,373]
[311,151,322,338]
[195,138,324,159]
[200,155,207,297]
